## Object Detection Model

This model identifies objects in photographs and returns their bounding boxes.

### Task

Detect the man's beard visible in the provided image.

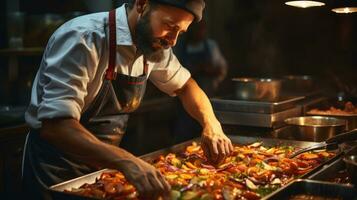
[135,12,167,63]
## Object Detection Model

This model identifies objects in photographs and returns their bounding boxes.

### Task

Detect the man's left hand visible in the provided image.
[200,122,233,165]
[175,78,233,165]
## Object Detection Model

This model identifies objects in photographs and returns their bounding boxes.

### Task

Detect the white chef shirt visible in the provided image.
[25,4,191,129]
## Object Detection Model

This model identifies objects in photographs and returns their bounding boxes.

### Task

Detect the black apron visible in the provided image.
[22,10,148,199]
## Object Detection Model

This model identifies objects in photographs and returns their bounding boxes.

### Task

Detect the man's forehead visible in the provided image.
[153,4,194,25]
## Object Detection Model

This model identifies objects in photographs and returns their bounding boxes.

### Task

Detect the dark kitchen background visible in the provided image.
[0,0,356,198]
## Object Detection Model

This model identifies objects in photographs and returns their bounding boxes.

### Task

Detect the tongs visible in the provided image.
[289,129,357,158]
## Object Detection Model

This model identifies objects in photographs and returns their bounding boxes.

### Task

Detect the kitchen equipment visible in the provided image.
[306,97,357,130]
[309,157,352,185]
[309,144,357,185]
[211,96,304,114]
[289,129,357,158]
[211,96,304,128]
[284,116,347,141]
[343,149,357,185]
[264,179,357,200]
[49,136,342,199]
[215,106,302,128]
[232,78,282,101]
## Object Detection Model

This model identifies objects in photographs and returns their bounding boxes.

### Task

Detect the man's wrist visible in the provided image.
[202,118,222,135]
[202,116,220,127]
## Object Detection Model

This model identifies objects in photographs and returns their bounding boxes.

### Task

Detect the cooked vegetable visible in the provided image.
[66,141,335,200]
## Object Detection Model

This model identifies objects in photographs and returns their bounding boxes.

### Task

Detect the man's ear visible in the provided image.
[136,0,148,14]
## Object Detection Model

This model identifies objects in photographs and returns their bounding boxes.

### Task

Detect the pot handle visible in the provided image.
[326,129,357,144]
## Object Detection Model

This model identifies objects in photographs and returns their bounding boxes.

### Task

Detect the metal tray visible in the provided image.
[215,106,302,128]
[308,145,357,185]
[263,179,357,200]
[305,97,357,130]
[308,158,353,185]
[49,136,342,200]
[210,96,305,114]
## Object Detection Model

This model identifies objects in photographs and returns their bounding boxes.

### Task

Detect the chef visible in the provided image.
[22,0,233,199]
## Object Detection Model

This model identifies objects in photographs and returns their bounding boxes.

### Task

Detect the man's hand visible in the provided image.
[41,118,170,199]
[200,121,233,165]
[120,157,171,199]
[176,78,234,165]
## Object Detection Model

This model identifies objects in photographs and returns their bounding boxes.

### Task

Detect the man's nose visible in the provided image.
[166,31,180,47]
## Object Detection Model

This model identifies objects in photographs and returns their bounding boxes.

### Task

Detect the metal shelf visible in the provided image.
[0,47,44,56]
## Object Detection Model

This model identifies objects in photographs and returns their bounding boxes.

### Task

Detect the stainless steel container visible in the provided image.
[305,98,357,130]
[232,78,282,101]
[284,116,347,142]
[307,114,357,131]
[264,179,357,200]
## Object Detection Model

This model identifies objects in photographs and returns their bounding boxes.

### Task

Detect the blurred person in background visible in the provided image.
[172,19,228,143]
[174,20,228,97]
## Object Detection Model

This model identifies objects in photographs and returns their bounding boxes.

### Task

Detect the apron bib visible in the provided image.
[22,9,148,198]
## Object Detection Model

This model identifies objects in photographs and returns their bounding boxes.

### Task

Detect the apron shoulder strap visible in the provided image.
[106,9,148,78]
[143,57,148,75]
[105,10,117,80]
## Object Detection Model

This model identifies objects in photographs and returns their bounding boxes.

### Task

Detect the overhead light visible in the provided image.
[331,0,357,13]
[285,1,325,8]
[332,7,357,13]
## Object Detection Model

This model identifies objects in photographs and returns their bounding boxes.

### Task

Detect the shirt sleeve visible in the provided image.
[38,28,102,121]
[149,49,191,96]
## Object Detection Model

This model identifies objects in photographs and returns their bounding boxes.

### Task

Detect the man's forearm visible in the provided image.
[176,78,220,127]
[40,118,171,196]
[40,118,137,171]
[176,78,233,163]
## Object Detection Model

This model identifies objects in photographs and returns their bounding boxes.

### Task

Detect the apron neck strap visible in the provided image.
[143,56,148,75]
[105,9,117,80]
[106,9,148,80]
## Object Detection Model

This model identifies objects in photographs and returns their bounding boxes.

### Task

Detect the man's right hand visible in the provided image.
[41,119,170,199]
[120,157,171,199]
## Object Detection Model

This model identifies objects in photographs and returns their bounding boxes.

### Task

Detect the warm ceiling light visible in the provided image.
[331,0,357,13]
[332,7,357,13]
[285,1,326,8]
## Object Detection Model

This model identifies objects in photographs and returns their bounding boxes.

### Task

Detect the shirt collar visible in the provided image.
[115,4,134,46]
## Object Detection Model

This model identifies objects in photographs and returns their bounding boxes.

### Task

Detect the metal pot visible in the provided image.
[308,114,357,131]
[232,78,282,101]
[284,116,347,142]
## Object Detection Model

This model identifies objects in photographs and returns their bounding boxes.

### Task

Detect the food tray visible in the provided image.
[263,179,357,200]
[308,158,353,185]
[210,96,305,114]
[49,136,342,200]
[305,97,357,130]
[308,145,357,185]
